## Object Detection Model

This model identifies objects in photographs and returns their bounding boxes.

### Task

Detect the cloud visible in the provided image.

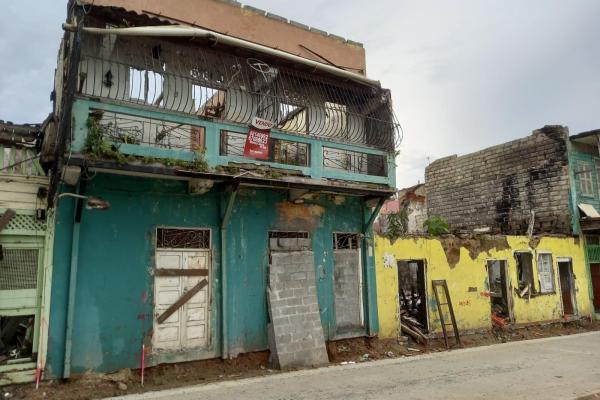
[1,1,599,188]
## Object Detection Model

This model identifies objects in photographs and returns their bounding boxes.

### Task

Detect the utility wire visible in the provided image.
[0,154,40,172]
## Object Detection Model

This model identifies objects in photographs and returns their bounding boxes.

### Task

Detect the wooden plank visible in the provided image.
[157,279,208,324]
[0,208,16,232]
[155,268,208,277]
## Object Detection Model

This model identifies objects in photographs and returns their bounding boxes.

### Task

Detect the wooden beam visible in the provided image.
[155,268,208,277]
[0,209,16,232]
[157,279,208,324]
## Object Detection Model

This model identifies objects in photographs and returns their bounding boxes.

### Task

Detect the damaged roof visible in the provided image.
[75,0,367,74]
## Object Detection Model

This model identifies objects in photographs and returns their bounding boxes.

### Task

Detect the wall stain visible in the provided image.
[275,202,325,232]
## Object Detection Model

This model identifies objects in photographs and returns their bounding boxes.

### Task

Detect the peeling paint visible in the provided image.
[275,202,325,231]
[376,235,594,338]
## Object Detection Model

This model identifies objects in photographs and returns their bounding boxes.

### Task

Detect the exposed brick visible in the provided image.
[425,125,571,235]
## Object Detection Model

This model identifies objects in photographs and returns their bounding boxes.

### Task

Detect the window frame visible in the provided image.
[536,251,556,294]
[578,165,594,197]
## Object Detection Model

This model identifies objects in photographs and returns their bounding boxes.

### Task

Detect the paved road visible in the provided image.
[111,332,600,400]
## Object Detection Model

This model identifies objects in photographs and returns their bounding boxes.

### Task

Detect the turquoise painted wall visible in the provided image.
[47,173,378,377]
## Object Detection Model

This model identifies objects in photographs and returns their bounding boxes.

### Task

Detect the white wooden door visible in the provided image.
[153,250,210,351]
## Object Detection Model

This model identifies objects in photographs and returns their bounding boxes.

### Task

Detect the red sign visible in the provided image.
[243,127,271,159]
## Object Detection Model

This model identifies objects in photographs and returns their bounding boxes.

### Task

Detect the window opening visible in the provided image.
[333,233,360,250]
[156,228,210,249]
[515,252,535,295]
[0,315,35,362]
[129,67,164,105]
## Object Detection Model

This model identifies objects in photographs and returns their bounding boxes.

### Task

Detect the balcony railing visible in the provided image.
[77,33,401,151]
[220,130,309,167]
[72,99,393,186]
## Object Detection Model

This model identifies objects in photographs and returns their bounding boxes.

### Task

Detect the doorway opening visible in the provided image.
[591,263,600,313]
[557,258,577,316]
[397,260,428,332]
[486,260,512,322]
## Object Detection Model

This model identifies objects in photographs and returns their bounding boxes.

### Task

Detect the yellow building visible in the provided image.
[375,235,593,339]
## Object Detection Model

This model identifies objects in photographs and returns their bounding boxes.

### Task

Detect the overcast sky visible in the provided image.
[1,1,599,187]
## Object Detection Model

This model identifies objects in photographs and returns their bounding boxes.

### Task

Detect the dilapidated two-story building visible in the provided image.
[39,0,401,380]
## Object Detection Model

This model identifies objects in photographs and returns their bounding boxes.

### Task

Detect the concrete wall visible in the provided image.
[268,251,328,368]
[333,250,362,331]
[48,174,377,377]
[426,126,572,235]
[375,235,593,339]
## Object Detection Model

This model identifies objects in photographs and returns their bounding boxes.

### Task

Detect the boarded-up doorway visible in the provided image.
[397,260,428,332]
[153,228,211,352]
[557,258,576,316]
[333,233,363,335]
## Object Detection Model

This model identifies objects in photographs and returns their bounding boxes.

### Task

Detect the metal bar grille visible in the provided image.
[220,130,309,167]
[323,147,386,177]
[78,34,401,151]
[91,110,204,151]
[0,249,39,290]
[268,231,310,239]
[156,228,210,249]
[333,233,361,250]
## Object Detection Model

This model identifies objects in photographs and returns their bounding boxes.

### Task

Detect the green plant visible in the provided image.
[84,115,133,165]
[423,215,449,235]
[382,209,408,241]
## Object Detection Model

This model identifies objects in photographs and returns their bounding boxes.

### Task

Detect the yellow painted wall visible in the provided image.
[375,235,593,338]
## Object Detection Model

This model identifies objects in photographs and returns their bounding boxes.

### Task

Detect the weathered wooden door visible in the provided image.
[558,259,576,316]
[153,250,210,351]
[591,264,600,313]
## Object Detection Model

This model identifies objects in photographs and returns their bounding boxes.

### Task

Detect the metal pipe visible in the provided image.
[63,182,86,378]
[361,197,385,336]
[62,24,381,88]
[220,185,238,359]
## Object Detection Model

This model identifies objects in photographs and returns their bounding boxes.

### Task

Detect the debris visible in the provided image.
[400,315,428,345]
[407,348,420,352]
[360,353,371,361]
[386,351,394,357]
[340,361,356,365]
[117,382,127,391]
[491,313,507,329]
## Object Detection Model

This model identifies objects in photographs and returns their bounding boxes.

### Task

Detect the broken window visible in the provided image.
[333,233,360,250]
[156,228,210,249]
[515,252,535,294]
[578,166,594,196]
[1,316,35,363]
[129,67,164,105]
[537,253,556,294]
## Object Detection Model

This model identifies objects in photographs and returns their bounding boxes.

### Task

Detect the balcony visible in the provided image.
[70,99,393,187]
[68,34,399,187]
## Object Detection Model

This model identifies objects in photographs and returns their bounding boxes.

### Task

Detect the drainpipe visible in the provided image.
[63,182,86,378]
[220,184,238,359]
[61,24,380,88]
[362,197,385,336]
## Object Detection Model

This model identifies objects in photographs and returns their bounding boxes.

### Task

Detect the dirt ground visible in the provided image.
[4,319,600,400]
